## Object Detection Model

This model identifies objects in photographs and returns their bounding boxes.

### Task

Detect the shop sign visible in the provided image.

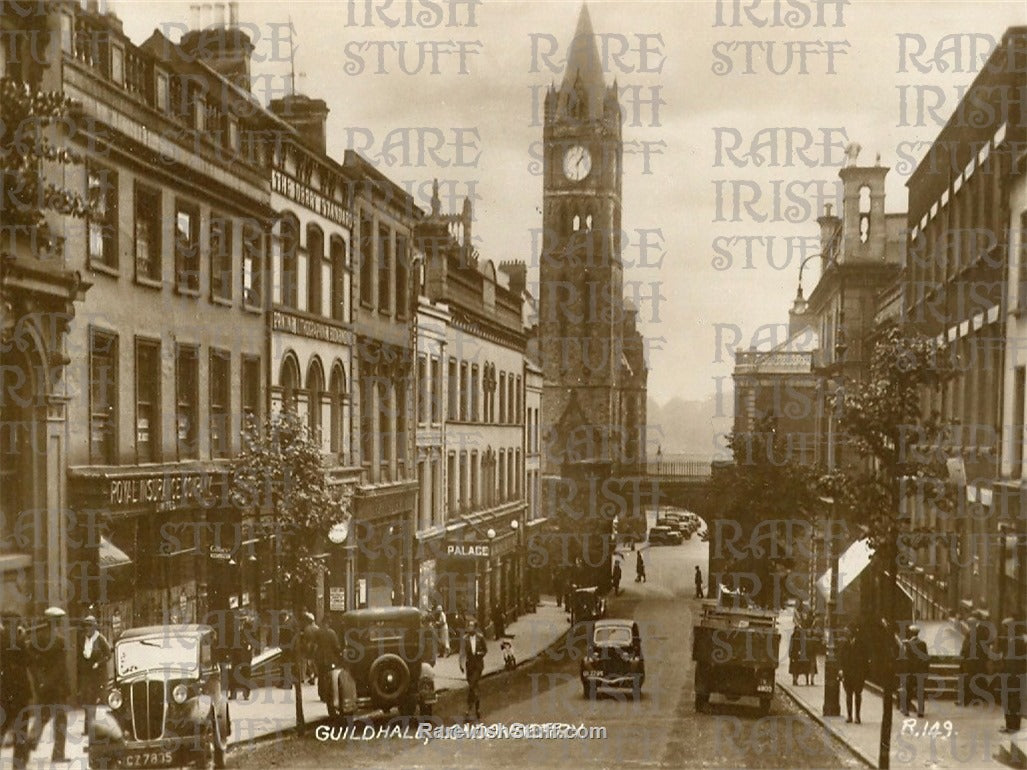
[107,473,216,512]
[209,545,233,561]
[330,586,346,612]
[446,542,490,559]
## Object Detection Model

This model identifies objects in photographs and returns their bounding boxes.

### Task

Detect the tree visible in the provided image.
[708,413,820,608]
[228,410,351,731]
[832,324,952,770]
[228,410,351,612]
[1,76,93,251]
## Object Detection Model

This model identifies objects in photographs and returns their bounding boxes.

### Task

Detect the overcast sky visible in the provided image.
[109,0,1026,407]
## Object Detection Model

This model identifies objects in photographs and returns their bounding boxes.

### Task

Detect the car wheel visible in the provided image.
[368,654,411,707]
[195,718,217,770]
[214,711,228,769]
[631,677,643,701]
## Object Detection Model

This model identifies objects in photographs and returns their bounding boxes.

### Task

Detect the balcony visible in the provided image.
[734,350,814,375]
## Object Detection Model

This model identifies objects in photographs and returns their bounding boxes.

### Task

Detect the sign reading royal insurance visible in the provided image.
[445,542,491,559]
[106,472,218,513]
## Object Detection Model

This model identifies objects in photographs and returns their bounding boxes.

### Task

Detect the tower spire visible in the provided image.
[559,4,606,119]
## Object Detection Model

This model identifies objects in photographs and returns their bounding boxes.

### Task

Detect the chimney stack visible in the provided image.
[180,0,254,91]
[269,94,330,154]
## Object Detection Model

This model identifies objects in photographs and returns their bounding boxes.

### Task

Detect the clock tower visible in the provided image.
[539,4,627,474]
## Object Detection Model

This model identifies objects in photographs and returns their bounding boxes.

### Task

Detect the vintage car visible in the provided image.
[580,619,645,699]
[327,607,437,719]
[656,516,690,539]
[569,586,607,627]
[648,525,682,545]
[692,601,780,715]
[88,624,230,769]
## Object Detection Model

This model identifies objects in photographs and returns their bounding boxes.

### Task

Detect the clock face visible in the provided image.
[563,145,592,181]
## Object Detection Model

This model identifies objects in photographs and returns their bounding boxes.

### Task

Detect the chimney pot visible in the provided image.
[229,1,239,26]
[215,2,226,27]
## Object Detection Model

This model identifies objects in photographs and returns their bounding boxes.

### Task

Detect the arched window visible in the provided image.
[330,235,347,322]
[572,214,580,232]
[859,185,871,244]
[280,354,300,413]
[330,362,346,456]
[307,224,324,315]
[307,358,325,444]
[280,213,300,308]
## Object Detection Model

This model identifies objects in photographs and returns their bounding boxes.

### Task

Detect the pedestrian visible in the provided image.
[492,604,505,640]
[229,619,254,700]
[554,567,564,609]
[789,624,817,686]
[28,606,71,763]
[78,614,111,738]
[839,623,869,724]
[0,616,34,770]
[612,560,622,596]
[998,619,1027,733]
[900,624,929,718]
[694,566,704,599]
[635,551,646,583]
[959,610,991,707]
[459,617,488,721]
[302,615,341,708]
[432,605,450,657]
[300,611,319,685]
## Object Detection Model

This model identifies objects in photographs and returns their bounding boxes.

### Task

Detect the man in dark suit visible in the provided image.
[78,614,112,738]
[1,616,34,769]
[901,624,929,717]
[302,615,341,707]
[29,606,71,763]
[459,617,487,721]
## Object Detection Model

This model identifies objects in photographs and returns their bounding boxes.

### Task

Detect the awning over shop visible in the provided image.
[817,538,874,598]
[99,536,132,570]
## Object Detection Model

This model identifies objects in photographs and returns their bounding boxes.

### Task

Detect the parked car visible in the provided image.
[88,624,230,769]
[327,607,437,719]
[648,525,682,545]
[657,515,691,539]
[569,586,607,627]
[580,619,645,699]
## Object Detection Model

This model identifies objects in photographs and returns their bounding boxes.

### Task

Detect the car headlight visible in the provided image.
[107,689,123,709]
[172,684,189,704]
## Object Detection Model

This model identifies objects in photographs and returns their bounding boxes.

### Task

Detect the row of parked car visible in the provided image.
[648,511,706,545]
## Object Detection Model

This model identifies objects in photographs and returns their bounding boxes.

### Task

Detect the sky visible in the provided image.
[107,0,1027,406]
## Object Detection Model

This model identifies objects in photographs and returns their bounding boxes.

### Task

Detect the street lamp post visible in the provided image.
[820,495,841,717]
[794,251,846,720]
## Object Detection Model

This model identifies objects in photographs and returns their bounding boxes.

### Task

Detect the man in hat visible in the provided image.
[78,614,111,737]
[459,617,487,721]
[1,615,34,769]
[29,606,71,762]
[900,624,929,718]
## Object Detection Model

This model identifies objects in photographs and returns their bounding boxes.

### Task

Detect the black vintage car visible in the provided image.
[88,624,230,769]
[580,619,645,699]
[328,607,437,719]
[569,586,607,627]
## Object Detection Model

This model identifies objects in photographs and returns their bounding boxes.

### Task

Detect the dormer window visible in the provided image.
[110,43,124,86]
[155,70,169,112]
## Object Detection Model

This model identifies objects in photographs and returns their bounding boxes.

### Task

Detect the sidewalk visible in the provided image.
[15,600,569,768]
[776,610,1011,769]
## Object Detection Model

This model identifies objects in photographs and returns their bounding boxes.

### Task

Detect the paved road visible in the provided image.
[234,523,863,768]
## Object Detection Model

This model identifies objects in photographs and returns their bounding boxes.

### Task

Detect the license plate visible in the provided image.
[757,684,773,693]
[119,750,174,767]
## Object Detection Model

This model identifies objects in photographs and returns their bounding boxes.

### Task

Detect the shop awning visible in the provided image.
[99,536,132,570]
[817,538,874,598]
